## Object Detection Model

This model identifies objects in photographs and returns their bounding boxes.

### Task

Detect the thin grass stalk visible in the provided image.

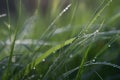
[94,71,103,80]
[75,45,91,80]
[2,0,22,79]
[85,0,112,31]
[59,61,120,79]
[95,36,117,58]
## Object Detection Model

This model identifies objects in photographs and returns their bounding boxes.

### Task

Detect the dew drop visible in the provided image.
[92,57,97,63]
[42,59,45,62]
[33,67,36,70]
[94,30,99,35]
[92,59,96,62]
[63,9,66,12]
[96,30,99,33]
[108,45,111,47]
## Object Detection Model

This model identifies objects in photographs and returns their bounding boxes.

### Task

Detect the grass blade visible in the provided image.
[13,37,76,79]
[75,45,91,80]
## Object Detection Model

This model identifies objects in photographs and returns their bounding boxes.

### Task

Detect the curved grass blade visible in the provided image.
[75,1,113,79]
[85,61,120,70]
[12,0,118,77]
[13,29,120,79]
[13,37,76,79]
[59,61,120,79]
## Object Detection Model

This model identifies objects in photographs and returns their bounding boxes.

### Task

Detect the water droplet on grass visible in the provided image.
[33,67,36,70]
[42,59,45,62]
[92,57,97,62]
[96,30,99,33]
[92,59,96,62]
[108,45,111,47]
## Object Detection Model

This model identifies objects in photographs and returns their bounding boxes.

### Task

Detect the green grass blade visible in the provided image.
[13,37,76,79]
[75,45,91,80]
[2,0,22,79]
[85,0,112,32]
[60,61,120,79]
[84,61,120,70]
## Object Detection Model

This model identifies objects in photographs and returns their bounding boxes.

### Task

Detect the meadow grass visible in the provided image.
[0,0,120,80]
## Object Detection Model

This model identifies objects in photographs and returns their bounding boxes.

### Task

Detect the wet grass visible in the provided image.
[0,0,120,80]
